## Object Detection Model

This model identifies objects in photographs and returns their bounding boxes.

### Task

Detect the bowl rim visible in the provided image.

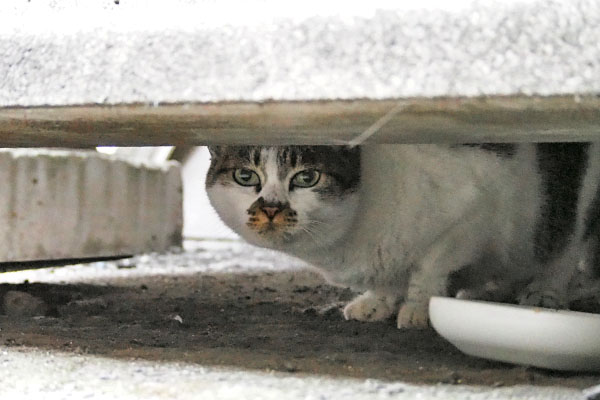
[429,296,600,320]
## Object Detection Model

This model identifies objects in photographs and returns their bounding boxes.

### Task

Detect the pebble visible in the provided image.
[116,259,136,269]
[282,361,298,373]
[443,371,463,384]
[3,291,47,318]
[67,298,109,315]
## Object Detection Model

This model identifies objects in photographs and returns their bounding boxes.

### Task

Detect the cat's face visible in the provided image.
[205,146,361,252]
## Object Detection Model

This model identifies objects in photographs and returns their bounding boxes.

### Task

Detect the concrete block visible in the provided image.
[0,149,182,263]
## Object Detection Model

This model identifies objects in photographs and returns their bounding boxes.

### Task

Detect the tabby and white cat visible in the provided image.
[206,144,600,328]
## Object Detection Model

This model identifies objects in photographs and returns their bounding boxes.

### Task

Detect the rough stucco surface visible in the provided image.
[1,0,599,107]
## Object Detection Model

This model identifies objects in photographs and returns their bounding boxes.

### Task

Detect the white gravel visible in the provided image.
[0,348,587,400]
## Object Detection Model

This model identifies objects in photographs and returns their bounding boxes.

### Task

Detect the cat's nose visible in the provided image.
[261,206,281,219]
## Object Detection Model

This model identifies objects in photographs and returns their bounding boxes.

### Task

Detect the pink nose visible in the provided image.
[262,206,280,218]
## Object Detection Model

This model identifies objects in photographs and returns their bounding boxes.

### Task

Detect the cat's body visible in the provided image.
[206,144,600,328]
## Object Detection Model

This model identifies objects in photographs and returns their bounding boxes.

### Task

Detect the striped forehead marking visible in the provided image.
[263,148,280,183]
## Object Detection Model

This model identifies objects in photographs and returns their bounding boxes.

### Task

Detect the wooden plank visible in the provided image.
[0,96,599,147]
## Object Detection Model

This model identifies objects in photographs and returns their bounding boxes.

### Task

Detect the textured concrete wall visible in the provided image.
[0,149,182,263]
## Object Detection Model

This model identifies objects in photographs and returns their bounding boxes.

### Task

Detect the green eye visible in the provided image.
[233,168,260,186]
[291,169,321,188]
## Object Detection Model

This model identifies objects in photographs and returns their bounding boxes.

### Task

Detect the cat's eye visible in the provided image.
[233,168,260,186]
[290,169,321,188]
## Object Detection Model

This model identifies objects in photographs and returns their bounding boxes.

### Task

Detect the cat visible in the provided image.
[205,144,600,329]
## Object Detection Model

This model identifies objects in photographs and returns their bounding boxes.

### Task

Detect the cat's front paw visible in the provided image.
[518,288,567,309]
[343,291,396,322]
[397,302,429,329]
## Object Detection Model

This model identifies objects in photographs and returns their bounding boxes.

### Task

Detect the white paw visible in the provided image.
[343,292,396,322]
[397,302,429,329]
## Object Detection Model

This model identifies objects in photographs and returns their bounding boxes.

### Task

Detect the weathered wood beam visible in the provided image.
[1,96,599,147]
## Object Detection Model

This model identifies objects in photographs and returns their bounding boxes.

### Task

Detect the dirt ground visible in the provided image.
[0,242,598,390]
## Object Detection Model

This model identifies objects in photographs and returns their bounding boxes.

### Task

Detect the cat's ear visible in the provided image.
[207,146,222,159]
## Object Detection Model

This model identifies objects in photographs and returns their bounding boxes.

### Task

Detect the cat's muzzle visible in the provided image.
[246,197,298,237]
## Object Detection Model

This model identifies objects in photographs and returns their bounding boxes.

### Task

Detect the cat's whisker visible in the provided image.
[302,223,323,233]
[306,222,326,227]
[305,220,331,230]
[304,223,331,238]
[305,219,327,225]
[299,226,320,244]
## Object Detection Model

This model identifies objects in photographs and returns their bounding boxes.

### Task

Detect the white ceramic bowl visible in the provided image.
[429,296,600,371]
